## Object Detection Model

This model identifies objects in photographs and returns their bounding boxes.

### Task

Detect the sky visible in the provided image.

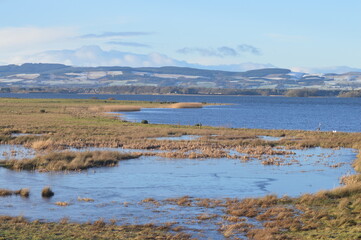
[0,0,361,73]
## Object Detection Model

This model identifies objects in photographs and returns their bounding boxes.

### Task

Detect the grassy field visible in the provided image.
[0,97,361,239]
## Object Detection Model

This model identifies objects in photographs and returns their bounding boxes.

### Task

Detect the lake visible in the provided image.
[1,93,360,132]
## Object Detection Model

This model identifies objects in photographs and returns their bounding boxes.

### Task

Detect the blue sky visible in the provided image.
[0,0,360,72]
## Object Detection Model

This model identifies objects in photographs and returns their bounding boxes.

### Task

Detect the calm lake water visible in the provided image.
[1,93,361,132]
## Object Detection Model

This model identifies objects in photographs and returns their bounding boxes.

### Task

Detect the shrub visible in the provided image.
[141,120,149,124]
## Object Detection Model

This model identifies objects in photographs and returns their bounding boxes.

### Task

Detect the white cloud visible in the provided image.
[8,45,276,72]
[10,45,186,67]
[0,27,76,52]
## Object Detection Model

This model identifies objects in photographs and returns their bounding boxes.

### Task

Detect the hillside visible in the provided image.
[1,63,361,90]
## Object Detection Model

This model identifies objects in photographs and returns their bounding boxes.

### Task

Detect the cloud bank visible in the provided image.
[10,45,184,67]
[9,45,274,72]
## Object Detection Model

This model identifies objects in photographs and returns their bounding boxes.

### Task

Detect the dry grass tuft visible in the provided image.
[31,139,55,150]
[196,213,218,221]
[170,102,203,108]
[340,174,361,185]
[55,201,69,206]
[77,197,95,202]
[141,198,160,206]
[165,196,192,206]
[0,189,15,197]
[15,188,30,197]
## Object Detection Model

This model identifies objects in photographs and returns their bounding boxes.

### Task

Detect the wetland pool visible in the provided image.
[0,146,356,238]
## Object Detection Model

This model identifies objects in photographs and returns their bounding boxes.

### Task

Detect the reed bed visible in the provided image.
[0,151,140,171]
[170,102,203,108]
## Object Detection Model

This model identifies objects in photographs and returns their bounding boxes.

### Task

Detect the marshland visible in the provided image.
[0,95,361,239]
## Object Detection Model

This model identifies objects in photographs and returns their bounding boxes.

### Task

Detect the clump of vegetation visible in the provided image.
[0,216,190,239]
[31,139,55,150]
[170,102,203,108]
[41,187,54,198]
[141,120,149,124]
[18,188,30,197]
[0,151,140,171]
[78,197,94,202]
[55,201,69,206]
[0,188,29,197]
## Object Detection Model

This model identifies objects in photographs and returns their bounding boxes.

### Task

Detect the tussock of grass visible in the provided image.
[165,196,192,206]
[16,188,30,197]
[78,197,94,202]
[353,152,361,172]
[321,183,361,199]
[1,151,140,171]
[340,174,361,185]
[170,102,203,108]
[0,188,29,197]
[31,139,55,150]
[41,187,54,198]
[55,201,69,206]
[0,189,15,197]
[196,213,218,220]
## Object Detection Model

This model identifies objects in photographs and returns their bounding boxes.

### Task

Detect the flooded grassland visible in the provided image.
[0,98,361,239]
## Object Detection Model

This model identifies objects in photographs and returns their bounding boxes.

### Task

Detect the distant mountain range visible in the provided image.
[1,63,361,90]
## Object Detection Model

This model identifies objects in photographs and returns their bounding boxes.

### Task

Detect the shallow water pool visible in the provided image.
[0,147,356,238]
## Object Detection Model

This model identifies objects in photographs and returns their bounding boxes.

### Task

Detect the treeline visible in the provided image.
[97,86,285,96]
[284,89,343,97]
[0,86,360,97]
